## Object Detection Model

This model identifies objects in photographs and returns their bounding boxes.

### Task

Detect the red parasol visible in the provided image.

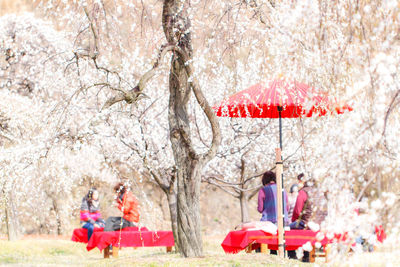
[214,79,352,149]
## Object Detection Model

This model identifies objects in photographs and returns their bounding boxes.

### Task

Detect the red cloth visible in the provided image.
[71,226,148,244]
[221,230,344,253]
[86,228,174,251]
[118,191,140,223]
[375,225,386,243]
[71,227,104,243]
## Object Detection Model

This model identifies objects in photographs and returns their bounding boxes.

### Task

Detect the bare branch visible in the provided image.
[381,89,400,153]
[204,179,240,198]
[83,6,99,57]
[193,105,211,149]
[102,44,176,110]
[204,175,262,193]
[205,175,244,186]
[119,137,170,191]
[248,185,262,199]
[356,175,377,202]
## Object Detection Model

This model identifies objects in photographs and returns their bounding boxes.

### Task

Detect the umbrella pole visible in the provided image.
[275,148,285,258]
[276,107,285,258]
[278,107,283,150]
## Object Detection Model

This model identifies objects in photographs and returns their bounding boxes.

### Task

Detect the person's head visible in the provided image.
[87,188,99,201]
[290,184,299,194]
[297,173,307,186]
[114,182,126,197]
[262,171,276,186]
[297,173,305,182]
[297,173,316,187]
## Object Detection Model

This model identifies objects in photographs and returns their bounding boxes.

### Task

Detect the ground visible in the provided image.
[0,235,398,267]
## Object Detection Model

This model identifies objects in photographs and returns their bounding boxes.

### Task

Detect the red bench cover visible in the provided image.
[71,227,148,244]
[221,229,345,253]
[71,227,104,243]
[71,227,174,252]
[86,229,174,251]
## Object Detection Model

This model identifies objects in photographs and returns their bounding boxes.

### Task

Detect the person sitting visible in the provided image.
[104,182,140,232]
[257,171,290,255]
[290,173,327,229]
[258,171,290,224]
[288,183,299,222]
[290,173,327,262]
[80,188,105,241]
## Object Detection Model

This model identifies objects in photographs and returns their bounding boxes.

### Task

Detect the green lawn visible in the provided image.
[0,236,300,267]
[0,236,397,266]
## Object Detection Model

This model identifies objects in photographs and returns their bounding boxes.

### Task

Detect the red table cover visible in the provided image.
[86,228,174,251]
[221,230,344,253]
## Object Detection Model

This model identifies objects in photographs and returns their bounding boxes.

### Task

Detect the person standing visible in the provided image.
[80,188,105,241]
[104,182,140,232]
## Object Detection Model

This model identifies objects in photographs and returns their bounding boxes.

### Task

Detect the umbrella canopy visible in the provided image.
[214,79,352,119]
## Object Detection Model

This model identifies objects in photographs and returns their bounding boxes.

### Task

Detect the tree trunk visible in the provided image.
[238,158,250,223]
[4,192,19,241]
[163,0,203,257]
[166,191,180,252]
[52,198,62,235]
[239,193,250,223]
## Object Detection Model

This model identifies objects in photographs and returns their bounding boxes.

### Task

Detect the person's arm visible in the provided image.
[80,199,95,224]
[92,211,101,221]
[119,193,140,223]
[118,193,137,214]
[291,190,307,222]
[285,191,290,212]
[118,195,126,212]
[257,188,265,213]
[116,194,124,211]
[129,196,140,223]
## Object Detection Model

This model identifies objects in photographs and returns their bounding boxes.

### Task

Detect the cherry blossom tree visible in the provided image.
[1,0,399,259]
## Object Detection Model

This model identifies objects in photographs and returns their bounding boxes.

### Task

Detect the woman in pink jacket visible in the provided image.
[80,188,105,241]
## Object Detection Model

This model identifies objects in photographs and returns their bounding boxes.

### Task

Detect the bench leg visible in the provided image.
[104,247,110,258]
[112,247,119,258]
[245,244,252,253]
[325,245,331,263]
[310,246,316,263]
[166,246,172,253]
[260,243,268,254]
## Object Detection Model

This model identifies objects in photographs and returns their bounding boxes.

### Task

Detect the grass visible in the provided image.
[0,236,398,266]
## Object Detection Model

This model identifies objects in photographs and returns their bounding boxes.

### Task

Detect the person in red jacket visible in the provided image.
[290,173,327,229]
[289,173,327,262]
[104,182,140,231]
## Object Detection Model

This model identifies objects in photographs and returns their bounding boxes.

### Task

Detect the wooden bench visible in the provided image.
[72,227,175,258]
[310,244,330,263]
[89,230,174,258]
[247,235,331,263]
[103,245,173,258]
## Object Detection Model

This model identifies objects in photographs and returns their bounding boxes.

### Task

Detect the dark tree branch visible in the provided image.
[102,44,175,110]
[83,6,99,56]
[381,88,400,153]
[204,179,240,197]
